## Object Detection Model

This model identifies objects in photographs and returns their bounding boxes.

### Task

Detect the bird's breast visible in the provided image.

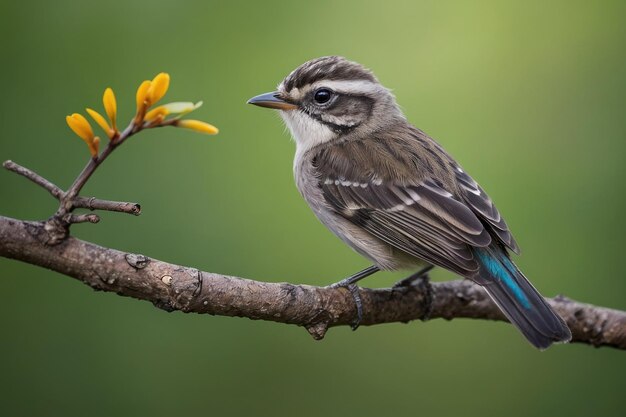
[293,152,421,271]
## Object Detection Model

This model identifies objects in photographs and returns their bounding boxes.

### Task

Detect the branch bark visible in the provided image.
[1,215,624,349]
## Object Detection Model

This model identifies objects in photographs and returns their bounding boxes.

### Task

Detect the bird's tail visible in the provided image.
[472,246,571,349]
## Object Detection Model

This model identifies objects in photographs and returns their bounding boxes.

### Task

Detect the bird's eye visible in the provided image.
[313,88,333,104]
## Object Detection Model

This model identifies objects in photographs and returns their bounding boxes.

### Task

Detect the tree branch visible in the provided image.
[1,215,624,349]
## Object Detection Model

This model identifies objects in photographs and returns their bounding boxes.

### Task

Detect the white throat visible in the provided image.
[279,110,336,173]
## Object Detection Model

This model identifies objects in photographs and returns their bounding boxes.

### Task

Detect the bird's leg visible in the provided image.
[393,265,435,321]
[328,265,380,330]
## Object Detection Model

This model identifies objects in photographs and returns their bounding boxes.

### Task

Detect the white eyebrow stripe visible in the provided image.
[308,80,383,95]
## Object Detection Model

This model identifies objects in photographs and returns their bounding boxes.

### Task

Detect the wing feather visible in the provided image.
[454,167,520,253]
[311,132,520,275]
[320,176,490,275]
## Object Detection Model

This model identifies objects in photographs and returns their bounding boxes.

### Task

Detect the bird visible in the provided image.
[247,56,571,349]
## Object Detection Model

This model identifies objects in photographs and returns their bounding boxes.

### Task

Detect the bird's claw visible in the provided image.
[393,267,434,321]
[328,282,363,330]
[327,265,379,330]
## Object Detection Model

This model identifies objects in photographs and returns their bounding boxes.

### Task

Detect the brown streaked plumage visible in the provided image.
[281,56,377,92]
[248,56,571,348]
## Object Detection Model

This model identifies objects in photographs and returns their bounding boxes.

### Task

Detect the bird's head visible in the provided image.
[248,56,403,151]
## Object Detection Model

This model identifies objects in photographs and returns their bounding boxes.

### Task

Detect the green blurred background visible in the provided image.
[1,1,625,416]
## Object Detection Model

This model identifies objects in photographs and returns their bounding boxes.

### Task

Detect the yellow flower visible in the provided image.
[63,72,215,157]
[164,101,202,114]
[144,106,168,122]
[135,80,152,114]
[147,72,170,105]
[86,108,114,139]
[144,101,203,122]
[66,113,99,157]
[66,113,94,142]
[103,87,117,131]
[177,119,219,135]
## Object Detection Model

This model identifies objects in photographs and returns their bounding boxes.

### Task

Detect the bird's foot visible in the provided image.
[327,265,379,331]
[328,281,363,330]
[393,265,434,321]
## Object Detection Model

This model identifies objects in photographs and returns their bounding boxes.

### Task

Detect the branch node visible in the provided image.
[125,253,151,269]
[42,218,69,245]
[305,322,329,340]
[166,268,203,311]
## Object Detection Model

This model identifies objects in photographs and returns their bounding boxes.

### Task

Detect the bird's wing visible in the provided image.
[453,166,520,253]
[312,139,493,276]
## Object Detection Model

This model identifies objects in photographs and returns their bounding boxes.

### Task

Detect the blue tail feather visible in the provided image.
[475,249,530,309]
[472,246,571,349]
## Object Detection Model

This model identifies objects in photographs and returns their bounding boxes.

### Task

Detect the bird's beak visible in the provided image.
[247,92,298,110]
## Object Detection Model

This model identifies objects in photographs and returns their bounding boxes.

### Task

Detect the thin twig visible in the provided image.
[2,160,64,199]
[61,122,135,207]
[63,145,113,202]
[73,197,141,215]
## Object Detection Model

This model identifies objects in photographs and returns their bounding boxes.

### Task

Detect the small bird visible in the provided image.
[248,56,571,349]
